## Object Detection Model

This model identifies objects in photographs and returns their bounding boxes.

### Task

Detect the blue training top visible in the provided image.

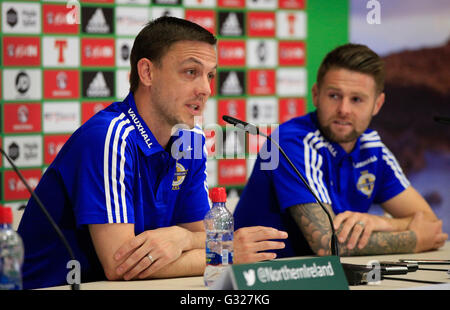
[18,93,210,289]
[234,112,410,257]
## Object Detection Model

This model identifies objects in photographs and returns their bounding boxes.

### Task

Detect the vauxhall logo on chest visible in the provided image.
[127,108,152,149]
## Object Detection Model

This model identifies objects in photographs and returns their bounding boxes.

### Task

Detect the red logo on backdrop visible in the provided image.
[54,39,68,64]
[44,135,71,165]
[4,169,42,201]
[248,127,272,154]
[218,159,247,185]
[44,70,80,99]
[287,13,298,36]
[218,0,245,7]
[3,37,40,66]
[247,12,276,37]
[3,103,42,133]
[279,0,305,9]
[218,99,246,126]
[81,38,115,66]
[218,40,246,66]
[204,129,217,157]
[279,41,306,66]
[82,102,110,124]
[248,69,275,95]
[279,98,306,123]
[43,4,79,34]
[185,10,216,35]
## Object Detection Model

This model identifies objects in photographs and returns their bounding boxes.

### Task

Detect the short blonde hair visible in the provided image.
[317,43,385,94]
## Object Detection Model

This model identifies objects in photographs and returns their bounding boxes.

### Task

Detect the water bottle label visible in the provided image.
[0,273,22,290]
[0,281,21,290]
[0,257,22,290]
[206,247,222,266]
[222,249,228,265]
[206,248,233,266]
[226,250,233,265]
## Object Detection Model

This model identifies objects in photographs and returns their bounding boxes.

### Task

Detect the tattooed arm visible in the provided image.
[288,203,446,256]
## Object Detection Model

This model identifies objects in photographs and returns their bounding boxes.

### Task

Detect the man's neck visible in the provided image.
[133,89,171,149]
[312,112,358,154]
[339,141,357,154]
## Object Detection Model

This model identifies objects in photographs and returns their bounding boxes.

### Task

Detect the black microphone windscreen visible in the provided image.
[434,116,450,125]
[222,115,239,125]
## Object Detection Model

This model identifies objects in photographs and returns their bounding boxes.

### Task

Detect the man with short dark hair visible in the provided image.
[18,16,286,289]
[234,43,447,258]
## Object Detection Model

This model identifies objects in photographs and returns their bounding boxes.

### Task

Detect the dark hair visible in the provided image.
[317,43,385,94]
[129,16,217,93]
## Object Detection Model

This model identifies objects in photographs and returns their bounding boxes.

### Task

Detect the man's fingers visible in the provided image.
[116,243,149,276]
[122,253,153,280]
[335,212,357,242]
[114,234,146,261]
[121,244,175,280]
[137,257,166,279]
[248,240,286,253]
[347,223,364,250]
[236,226,288,243]
[357,224,373,249]
[234,226,288,265]
[333,211,351,230]
[436,233,448,248]
[337,219,358,243]
[237,252,277,264]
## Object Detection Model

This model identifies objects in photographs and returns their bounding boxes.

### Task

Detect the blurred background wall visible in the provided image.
[350,0,450,236]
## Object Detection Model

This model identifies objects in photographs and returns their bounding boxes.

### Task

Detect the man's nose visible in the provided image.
[195,75,212,98]
[337,97,352,115]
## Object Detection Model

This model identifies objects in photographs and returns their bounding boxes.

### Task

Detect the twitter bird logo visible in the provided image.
[243,269,256,287]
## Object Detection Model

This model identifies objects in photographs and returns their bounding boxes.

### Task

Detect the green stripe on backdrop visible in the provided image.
[306,0,349,112]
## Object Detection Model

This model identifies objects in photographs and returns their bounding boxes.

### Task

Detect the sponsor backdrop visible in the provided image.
[0,0,348,209]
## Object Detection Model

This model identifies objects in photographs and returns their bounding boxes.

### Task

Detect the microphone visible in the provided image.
[222,115,339,256]
[0,147,80,290]
[222,115,260,136]
[433,115,450,125]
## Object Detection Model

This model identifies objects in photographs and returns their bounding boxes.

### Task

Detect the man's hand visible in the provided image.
[333,211,394,250]
[408,212,448,253]
[233,226,288,264]
[113,226,190,280]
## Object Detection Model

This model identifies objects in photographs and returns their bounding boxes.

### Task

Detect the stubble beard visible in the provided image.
[151,88,193,130]
[319,123,360,144]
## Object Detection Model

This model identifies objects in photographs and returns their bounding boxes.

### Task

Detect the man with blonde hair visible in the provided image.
[234,43,447,258]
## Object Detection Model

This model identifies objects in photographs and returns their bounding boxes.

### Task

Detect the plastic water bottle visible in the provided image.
[203,187,234,287]
[0,207,24,290]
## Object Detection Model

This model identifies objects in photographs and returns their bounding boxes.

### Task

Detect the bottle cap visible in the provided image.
[0,207,13,224]
[209,187,227,203]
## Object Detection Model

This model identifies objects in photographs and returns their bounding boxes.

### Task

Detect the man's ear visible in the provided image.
[137,58,153,87]
[312,83,319,108]
[372,92,385,116]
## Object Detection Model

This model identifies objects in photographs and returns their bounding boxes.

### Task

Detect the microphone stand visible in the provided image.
[260,132,340,257]
[225,116,339,255]
[0,147,80,290]
[223,115,383,285]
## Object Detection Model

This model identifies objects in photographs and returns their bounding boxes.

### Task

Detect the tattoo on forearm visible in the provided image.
[289,204,417,256]
[338,230,417,256]
[289,203,334,256]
